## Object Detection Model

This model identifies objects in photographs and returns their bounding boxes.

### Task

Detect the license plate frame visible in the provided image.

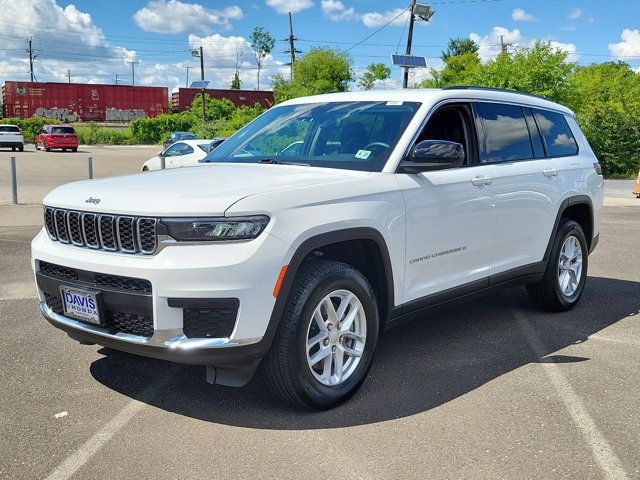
[59,285,102,325]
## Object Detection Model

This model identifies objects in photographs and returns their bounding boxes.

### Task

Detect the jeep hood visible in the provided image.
[42,163,370,216]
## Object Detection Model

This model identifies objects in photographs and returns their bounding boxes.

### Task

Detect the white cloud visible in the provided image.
[568,8,582,20]
[133,0,243,34]
[609,29,640,60]
[633,66,640,74]
[469,26,579,63]
[188,34,287,89]
[361,8,410,28]
[511,8,536,22]
[321,0,358,21]
[265,0,314,14]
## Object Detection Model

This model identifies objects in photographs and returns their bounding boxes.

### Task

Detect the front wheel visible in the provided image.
[527,219,588,311]
[263,259,379,409]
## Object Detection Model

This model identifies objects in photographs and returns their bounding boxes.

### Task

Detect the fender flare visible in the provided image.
[263,227,395,343]
[543,195,594,261]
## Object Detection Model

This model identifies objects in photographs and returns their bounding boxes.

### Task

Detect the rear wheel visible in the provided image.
[527,219,588,311]
[71,147,77,152]
[263,259,379,409]
[18,145,24,152]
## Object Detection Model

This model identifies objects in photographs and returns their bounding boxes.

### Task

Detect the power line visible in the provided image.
[346,6,410,53]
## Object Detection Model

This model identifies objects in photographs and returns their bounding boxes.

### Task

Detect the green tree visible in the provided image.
[189,94,236,124]
[441,37,479,62]
[230,72,242,89]
[566,62,640,177]
[273,47,354,102]
[358,63,391,90]
[473,42,575,103]
[250,27,275,90]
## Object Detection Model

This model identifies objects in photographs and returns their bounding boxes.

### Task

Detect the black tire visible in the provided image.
[45,145,51,152]
[72,147,77,152]
[527,219,588,311]
[142,166,149,172]
[18,145,24,152]
[263,259,379,409]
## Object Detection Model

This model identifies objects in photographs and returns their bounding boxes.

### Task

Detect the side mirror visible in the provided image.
[400,140,465,173]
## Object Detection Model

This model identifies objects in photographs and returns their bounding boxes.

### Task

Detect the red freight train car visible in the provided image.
[2,81,168,122]
[171,88,274,112]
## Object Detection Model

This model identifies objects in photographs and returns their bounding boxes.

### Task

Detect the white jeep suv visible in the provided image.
[32,88,603,409]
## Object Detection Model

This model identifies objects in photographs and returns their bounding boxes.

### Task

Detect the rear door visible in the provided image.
[476,102,564,275]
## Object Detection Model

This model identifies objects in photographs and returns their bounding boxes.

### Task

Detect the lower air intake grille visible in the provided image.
[106,311,154,337]
[183,307,238,339]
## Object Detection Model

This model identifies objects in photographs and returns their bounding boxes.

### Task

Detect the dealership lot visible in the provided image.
[0,145,159,205]
[0,169,639,478]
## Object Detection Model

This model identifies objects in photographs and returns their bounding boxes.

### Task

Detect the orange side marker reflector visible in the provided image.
[273,265,288,298]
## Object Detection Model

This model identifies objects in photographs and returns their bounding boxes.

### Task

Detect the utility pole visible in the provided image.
[185,66,190,87]
[27,38,35,82]
[68,69,71,83]
[500,35,511,55]
[127,61,137,86]
[284,12,301,81]
[115,74,119,85]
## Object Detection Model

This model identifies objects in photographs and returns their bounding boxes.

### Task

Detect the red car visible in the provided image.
[36,125,79,152]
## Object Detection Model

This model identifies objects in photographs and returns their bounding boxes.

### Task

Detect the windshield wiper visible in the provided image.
[258,158,309,166]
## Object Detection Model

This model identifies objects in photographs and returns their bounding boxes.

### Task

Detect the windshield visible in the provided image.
[201,101,421,172]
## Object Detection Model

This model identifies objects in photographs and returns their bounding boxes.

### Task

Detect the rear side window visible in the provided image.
[0,126,20,133]
[51,127,76,134]
[533,109,578,157]
[477,103,533,163]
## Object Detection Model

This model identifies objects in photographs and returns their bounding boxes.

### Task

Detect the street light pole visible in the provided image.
[403,0,417,89]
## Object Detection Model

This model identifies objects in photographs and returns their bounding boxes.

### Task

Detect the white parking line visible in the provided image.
[515,312,630,480]
[45,366,179,480]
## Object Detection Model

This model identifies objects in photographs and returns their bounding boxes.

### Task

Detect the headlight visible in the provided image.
[160,216,269,241]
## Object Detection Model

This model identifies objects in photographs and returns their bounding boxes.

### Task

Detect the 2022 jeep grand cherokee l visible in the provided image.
[32,88,603,409]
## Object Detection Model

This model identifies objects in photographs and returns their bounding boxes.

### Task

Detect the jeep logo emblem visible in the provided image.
[85,197,101,205]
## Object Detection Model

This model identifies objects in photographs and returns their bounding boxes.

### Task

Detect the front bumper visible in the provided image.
[32,227,291,385]
[39,302,268,385]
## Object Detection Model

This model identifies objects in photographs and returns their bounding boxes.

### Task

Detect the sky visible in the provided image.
[0,0,639,93]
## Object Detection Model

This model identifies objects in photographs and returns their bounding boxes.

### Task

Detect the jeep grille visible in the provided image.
[43,207,158,255]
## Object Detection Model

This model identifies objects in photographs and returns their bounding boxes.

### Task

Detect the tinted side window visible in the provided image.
[533,109,578,157]
[477,103,533,163]
[523,108,546,158]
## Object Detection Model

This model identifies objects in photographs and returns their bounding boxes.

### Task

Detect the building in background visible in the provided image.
[1,81,169,122]
[171,88,274,113]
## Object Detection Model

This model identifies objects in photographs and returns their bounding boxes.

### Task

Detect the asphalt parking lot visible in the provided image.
[0,158,639,478]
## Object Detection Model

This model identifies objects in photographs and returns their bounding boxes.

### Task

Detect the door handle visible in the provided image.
[543,168,559,178]
[471,175,493,186]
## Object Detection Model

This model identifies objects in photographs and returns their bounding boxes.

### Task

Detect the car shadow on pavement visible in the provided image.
[90,276,639,429]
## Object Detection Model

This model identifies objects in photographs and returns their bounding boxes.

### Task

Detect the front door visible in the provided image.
[398,104,498,304]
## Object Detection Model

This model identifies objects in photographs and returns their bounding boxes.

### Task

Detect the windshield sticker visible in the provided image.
[355,149,371,159]
[386,101,403,105]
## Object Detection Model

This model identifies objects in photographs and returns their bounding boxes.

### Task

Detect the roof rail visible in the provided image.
[442,85,552,102]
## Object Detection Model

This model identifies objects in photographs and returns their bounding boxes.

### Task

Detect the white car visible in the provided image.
[141,139,223,171]
[0,124,24,151]
[32,88,603,409]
